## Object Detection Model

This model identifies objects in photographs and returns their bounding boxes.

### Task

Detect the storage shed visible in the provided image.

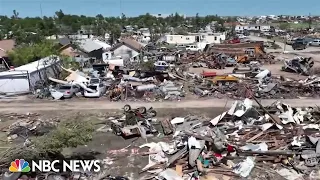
[0,55,60,95]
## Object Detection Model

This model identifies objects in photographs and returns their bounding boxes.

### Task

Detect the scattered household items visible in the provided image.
[110,105,157,137]
[2,113,59,141]
[108,100,320,179]
[23,41,320,102]
[4,98,320,179]
[282,57,314,76]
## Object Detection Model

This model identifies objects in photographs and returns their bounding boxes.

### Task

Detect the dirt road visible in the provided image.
[248,35,320,54]
[0,98,319,112]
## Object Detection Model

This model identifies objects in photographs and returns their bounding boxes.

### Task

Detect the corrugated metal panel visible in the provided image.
[0,71,29,94]
[77,39,103,53]
[14,55,60,73]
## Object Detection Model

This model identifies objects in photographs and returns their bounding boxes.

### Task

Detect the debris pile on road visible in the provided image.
[0,113,60,141]
[106,100,320,179]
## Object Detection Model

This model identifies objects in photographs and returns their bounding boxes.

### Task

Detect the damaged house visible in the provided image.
[58,37,79,57]
[0,55,60,95]
[76,39,104,60]
[0,39,15,71]
[108,38,144,63]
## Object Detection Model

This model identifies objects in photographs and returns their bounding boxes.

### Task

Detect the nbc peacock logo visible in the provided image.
[9,159,31,172]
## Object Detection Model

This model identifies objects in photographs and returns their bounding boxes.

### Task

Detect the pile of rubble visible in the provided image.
[30,41,319,101]
[1,113,60,142]
[35,61,320,102]
[103,100,320,179]
[282,56,314,76]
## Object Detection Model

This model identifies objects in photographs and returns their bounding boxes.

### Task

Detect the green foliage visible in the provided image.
[0,120,95,165]
[35,120,94,154]
[60,55,81,71]
[0,10,226,44]
[7,40,59,66]
[140,60,155,71]
[279,23,290,30]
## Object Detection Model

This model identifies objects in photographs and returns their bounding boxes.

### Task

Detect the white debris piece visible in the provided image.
[210,111,227,126]
[240,142,268,152]
[171,117,185,124]
[50,90,64,100]
[277,168,304,180]
[291,136,304,147]
[139,141,170,171]
[188,136,202,149]
[303,124,320,130]
[158,168,183,180]
[233,157,255,177]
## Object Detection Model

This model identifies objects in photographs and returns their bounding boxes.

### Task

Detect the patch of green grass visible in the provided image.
[274,22,320,30]
[289,23,310,29]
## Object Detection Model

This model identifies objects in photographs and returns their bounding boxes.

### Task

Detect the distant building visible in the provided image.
[223,22,241,29]
[151,13,186,18]
[165,35,196,44]
[58,37,77,57]
[124,25,134,32]
[164,33,226,45]
[109,38,144,62]
[235,24,272,32]
[0,39,15,71]
[151,14,171,18]
[76,39,104,59]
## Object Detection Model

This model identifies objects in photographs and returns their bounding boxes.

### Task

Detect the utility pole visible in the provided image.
[40,1,43,18]
[120,0,122,16]
[308,12,312,30]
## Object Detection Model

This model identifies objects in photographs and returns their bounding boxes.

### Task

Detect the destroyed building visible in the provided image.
[0,55,61,95]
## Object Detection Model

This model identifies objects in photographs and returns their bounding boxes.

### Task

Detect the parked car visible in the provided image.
[89,77,101,84]
[57,84,80,98]
[292,39,308,50]
[303,37,314,45]
[237,34,247,39]
[154,61,174,71]
[84,84,106,98]
[286,37,298,45]
[228,38,240,44]
[310,39,320,46]
[226,57,237,66]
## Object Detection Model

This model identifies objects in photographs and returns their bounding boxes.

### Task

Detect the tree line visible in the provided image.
[0,10,232,44]
[0,10,235,66]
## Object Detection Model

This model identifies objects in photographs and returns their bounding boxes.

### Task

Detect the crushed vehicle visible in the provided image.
[56,84,80,99]
[110,105,157,137]
[205,61,219,69]
[282,57,314,76]
[84,83,107,98]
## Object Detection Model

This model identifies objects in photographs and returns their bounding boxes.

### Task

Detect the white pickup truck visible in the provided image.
[186,45,201,51]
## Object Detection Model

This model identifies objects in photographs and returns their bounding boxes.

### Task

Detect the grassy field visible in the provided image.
[272,22,320,30]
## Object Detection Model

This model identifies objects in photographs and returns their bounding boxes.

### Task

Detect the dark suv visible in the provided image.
[292,38,308,50]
